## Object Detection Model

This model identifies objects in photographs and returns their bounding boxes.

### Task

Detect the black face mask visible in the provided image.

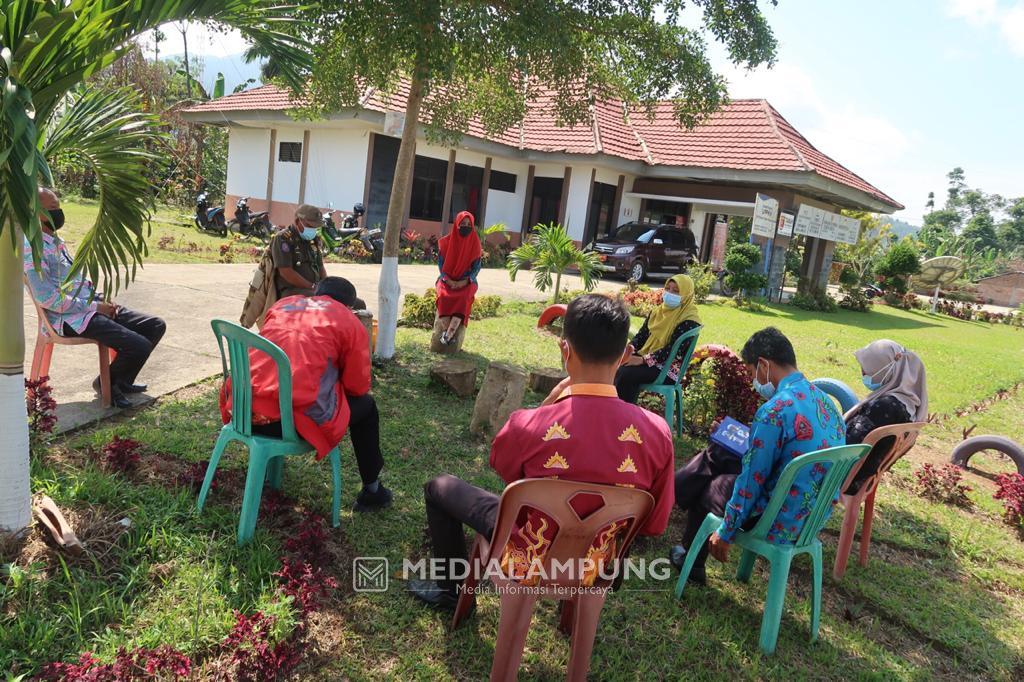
[46,209,65,230]
[458,224,472,237]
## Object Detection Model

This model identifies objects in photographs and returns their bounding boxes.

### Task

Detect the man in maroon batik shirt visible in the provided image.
[409,294,676,608]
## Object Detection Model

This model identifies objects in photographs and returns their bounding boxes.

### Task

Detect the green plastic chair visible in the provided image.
[197,319,342,545]
[674,443,870,655]
[638,325,702,436]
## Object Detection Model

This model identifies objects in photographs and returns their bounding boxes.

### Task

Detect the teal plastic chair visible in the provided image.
[197,319,342,545]
[674,444,870,655]
[638,325,702,436]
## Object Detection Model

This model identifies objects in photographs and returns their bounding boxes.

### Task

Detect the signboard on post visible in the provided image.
[793,205,860,244]
[751,193,780,238]
[777,210,795,237]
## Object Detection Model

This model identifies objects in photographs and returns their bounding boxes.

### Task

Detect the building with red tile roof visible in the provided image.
[184,83,903,294]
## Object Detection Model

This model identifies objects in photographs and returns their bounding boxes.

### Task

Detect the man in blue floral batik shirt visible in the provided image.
[672,327,846,584]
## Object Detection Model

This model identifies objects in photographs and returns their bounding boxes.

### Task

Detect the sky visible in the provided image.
[146,0,1024,225]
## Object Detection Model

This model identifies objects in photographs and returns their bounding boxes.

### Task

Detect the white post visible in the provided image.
[375,256,401,358]
[931,284,940,313]
[0,374,31,533]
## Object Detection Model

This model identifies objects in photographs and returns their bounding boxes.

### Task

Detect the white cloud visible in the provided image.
[138,22,250,59]
[947,0,1000,25]
[1001,6,1024,55]
[946,0,1024,56]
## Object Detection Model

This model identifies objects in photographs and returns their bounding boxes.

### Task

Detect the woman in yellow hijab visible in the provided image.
[614,273,702,404]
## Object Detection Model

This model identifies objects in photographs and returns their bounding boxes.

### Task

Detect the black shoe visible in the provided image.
[353,484,393,512]
[109,389,132,409]
[118,382,148,394]
[669,545,706,585]
[407,579,459,610]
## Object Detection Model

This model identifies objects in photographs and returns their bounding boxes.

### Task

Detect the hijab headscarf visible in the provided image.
[846,339,928,422]
[638,274,702,355]
[438,211,482,280]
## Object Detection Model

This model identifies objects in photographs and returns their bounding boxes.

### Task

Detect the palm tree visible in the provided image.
[0,0,311,535]
[507,223,602,304]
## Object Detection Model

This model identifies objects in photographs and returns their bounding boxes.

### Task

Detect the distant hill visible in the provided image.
[880,216,919,239]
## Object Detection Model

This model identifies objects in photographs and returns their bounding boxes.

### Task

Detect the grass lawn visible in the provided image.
[57,197,252,265]
[3,299,1024,679]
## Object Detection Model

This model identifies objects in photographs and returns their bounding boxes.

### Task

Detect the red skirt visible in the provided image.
[435,279,478,324]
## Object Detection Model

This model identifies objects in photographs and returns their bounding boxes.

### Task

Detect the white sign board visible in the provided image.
[751,193,780,238]
[777,211,795,237]
[384,111,405,137]
[793,204,861,244]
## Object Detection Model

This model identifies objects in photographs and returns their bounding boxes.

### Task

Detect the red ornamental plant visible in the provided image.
[39,646,191,681]
[621,288,663,318]
[994,473,1024,531]
[682,346,761,434]
[275,558,338,614]
[914,463,972,507]
[100,436,144,473]
[26,376,58,436]
[223,610,302,682]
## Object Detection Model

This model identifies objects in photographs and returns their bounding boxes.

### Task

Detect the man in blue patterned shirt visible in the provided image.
[24,188,166,408]
[672,327,845,584]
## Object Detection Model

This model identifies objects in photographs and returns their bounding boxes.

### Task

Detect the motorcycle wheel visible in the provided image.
[215,214,228,237]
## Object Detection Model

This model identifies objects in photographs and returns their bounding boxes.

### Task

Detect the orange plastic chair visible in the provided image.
[25,279,113,408]
[450,479,655,682]
[833,422,926,580]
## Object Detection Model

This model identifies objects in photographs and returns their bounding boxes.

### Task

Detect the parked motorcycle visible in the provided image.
[227,196,273,243]
[194,191,227,237]
[862,283,884,299]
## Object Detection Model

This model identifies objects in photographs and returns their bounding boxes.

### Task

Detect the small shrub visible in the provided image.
[39,646,191,681]
[838,283,872,312]
[687,263,715,304]
[622,288,662,318]
[914,463,972,507]
[994,473,1024,533]
[400,288,502,328]
[26,376,57,437]
[156,235,175,251]
[473,294,503,320]
[875,239,921,293]
[723,243,768,298]
[791,288,837,313]
[681,346,760,435]
[100,436,143,474]
[882,290,922,310]
[223,611,301,682]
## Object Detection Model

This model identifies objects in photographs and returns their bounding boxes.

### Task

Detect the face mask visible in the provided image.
[300,226,318,241]
[459,224,472,237]
[753,360,776,399]
[662,292,681,308]
[861,362,892,391]
[47,209,65,230]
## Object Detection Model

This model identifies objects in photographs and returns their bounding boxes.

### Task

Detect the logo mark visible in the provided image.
[353,557,389,592]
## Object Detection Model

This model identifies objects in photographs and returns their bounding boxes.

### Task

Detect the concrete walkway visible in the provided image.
[23,263,621,433]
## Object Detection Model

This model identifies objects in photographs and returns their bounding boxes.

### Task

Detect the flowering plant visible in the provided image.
[681,345,760,436]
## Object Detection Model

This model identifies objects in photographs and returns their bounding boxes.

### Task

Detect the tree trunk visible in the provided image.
[181,25,191,100]
[375,64,427,360]
[553,270,563,304]
[0,223,31,535]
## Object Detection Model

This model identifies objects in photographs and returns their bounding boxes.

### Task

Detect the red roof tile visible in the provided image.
[186,85,901,209]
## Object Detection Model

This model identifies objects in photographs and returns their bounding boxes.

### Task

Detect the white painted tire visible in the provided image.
[951,435,1024,475]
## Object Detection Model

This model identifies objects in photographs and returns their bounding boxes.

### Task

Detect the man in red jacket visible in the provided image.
[219,277,391,511]
[409,294,675,608]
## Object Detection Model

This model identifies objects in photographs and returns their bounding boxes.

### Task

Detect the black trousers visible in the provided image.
[674,445,751,573]
[65,307,166,387]
[423,474,500,592]
[253,393,384,485]
[614,363,663,404]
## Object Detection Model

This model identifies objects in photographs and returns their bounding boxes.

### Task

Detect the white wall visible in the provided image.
[563,164,593,241]
[303,128,370,210]
[484,157,528,232]
[271,128,304,204]
[226,126,271,200]
[618,174,641,226]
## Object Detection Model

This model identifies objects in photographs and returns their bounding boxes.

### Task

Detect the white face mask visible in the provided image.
[752,359,776,399]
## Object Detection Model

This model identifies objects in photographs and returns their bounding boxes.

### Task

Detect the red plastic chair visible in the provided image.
[25,279,113,408]
[450,479,655,682]
[833,422,926,580]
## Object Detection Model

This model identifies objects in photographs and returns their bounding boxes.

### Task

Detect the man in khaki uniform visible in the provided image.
[272,204,327,298]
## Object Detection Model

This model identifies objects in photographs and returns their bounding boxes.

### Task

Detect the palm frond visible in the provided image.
[43,89,164,293]
[505,222,602,295]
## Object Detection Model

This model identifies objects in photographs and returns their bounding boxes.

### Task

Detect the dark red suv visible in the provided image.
[591,222,698,281]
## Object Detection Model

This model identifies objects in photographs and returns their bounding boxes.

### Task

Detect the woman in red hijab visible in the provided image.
[436,211,483,345]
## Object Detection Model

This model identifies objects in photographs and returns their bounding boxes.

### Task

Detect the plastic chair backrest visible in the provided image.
[24,275,63,339]
[210,319,298,441]
[749,444,870,547]
[843,422,926,496]
[486,479,655,589]
[650,325,702,386]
